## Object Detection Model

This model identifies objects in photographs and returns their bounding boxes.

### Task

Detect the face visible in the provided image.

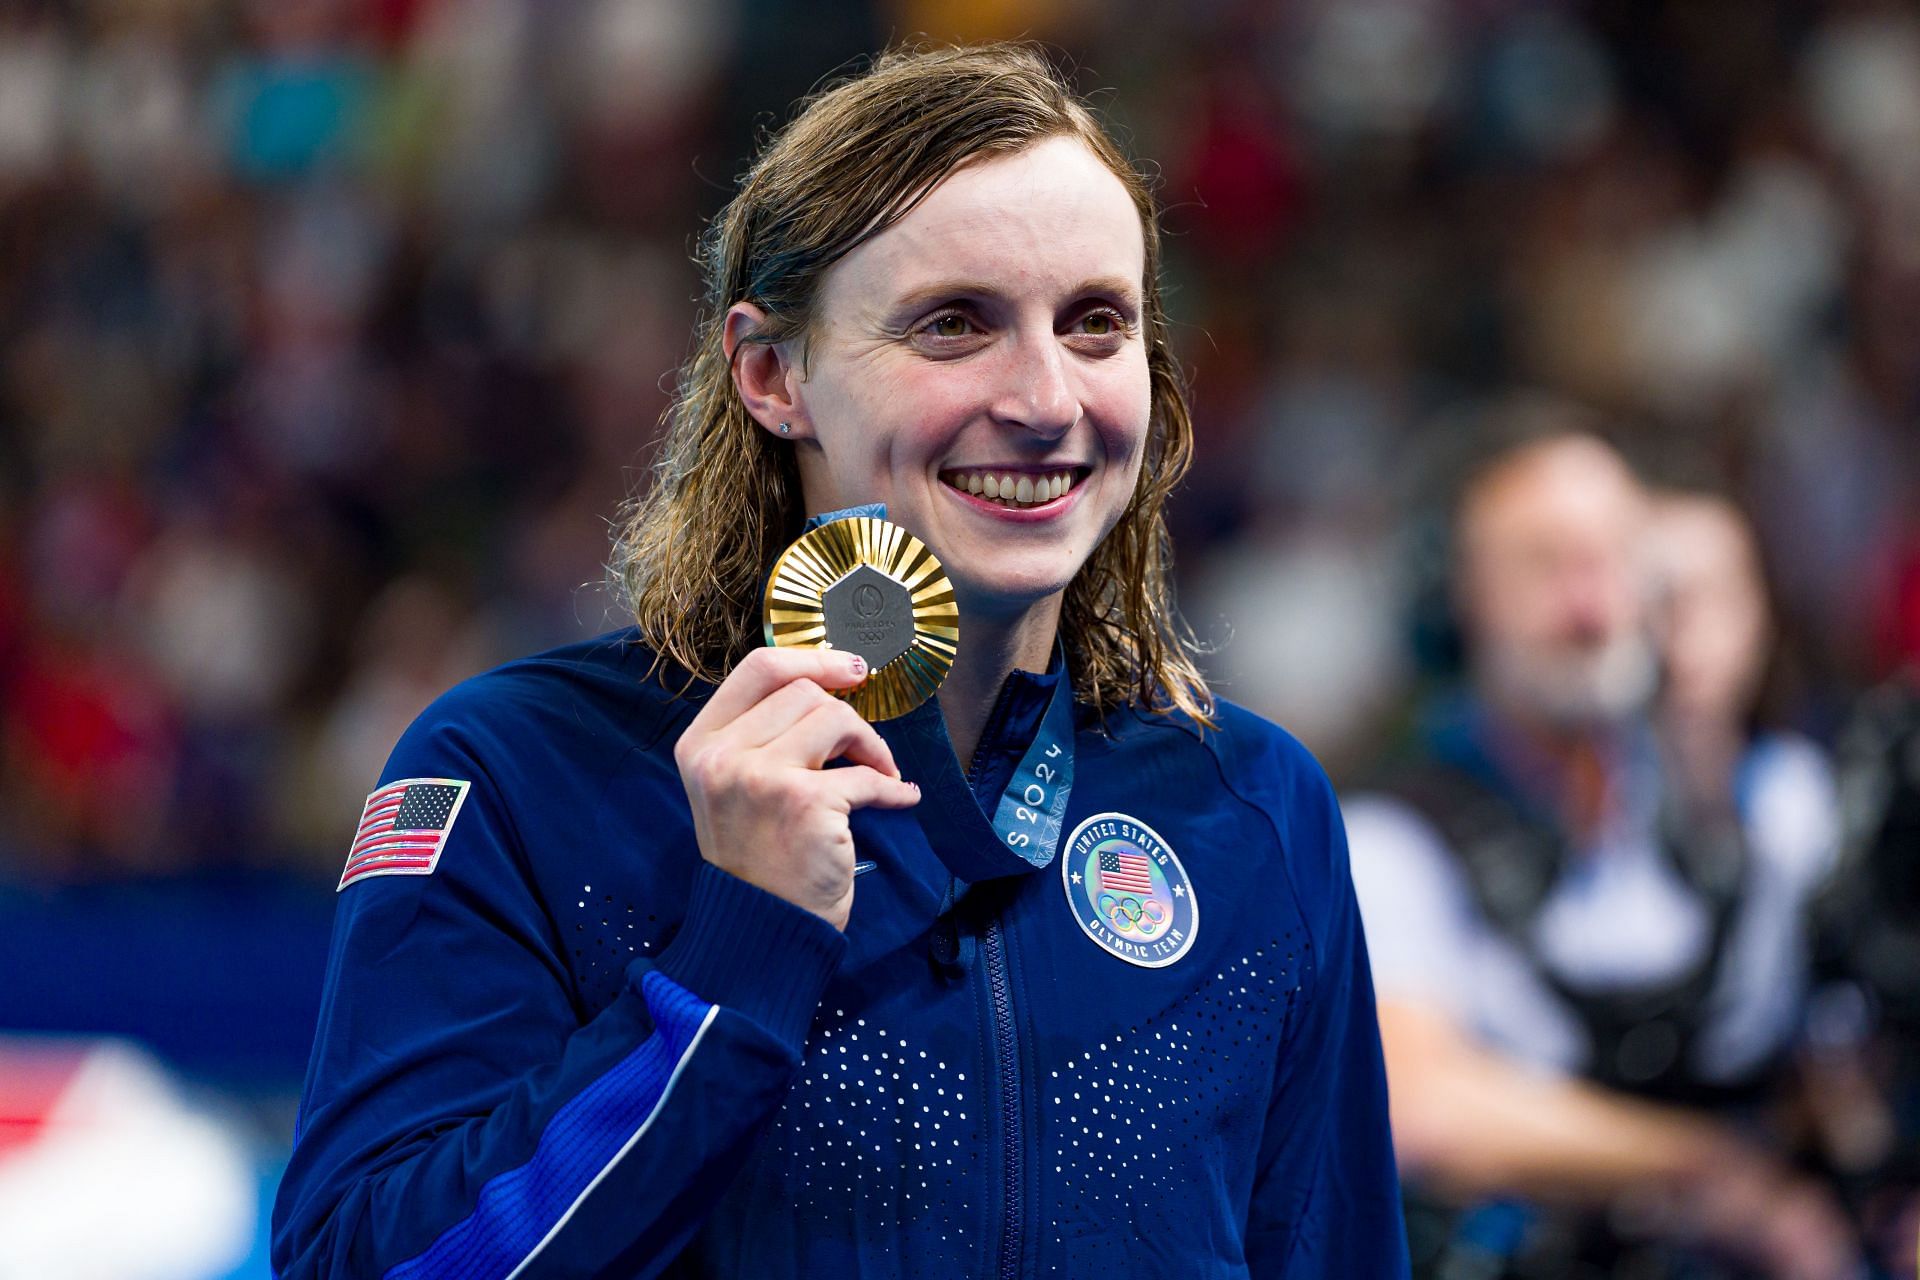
[1459,439,1656,727]
[1646,496,1769,721]
[776,135,1152,624]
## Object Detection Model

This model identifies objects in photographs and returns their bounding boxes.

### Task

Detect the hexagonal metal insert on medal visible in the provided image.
[821,563,915,671]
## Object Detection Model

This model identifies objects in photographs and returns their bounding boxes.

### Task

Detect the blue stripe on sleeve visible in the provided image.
[385,971,715,1280]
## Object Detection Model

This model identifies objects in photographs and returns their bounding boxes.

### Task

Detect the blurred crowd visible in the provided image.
[1,0,740,880]
[3,0,1917,882]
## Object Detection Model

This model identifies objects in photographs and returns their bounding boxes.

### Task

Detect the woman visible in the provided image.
[273,44,1406,1279]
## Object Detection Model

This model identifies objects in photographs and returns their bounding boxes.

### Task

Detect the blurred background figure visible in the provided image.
[1,0,1917,1274]
[1344,421,1855,1279]
[1813,535,1920,1276]
[1645,490,1777,818]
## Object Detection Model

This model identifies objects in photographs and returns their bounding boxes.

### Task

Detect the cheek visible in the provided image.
[810,384,918,487]
[1474,580,1539,643]
[1089,362,1153,471]
[866,370,991,470]
[1701,606,1764,673]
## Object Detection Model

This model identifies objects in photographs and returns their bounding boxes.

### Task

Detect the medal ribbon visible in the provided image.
[885,649,1076,883]
[798,503,887,534]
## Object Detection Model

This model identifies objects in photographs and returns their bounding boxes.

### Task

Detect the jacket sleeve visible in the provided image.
[270,701,846,1280]
[1246,756,1410,1279]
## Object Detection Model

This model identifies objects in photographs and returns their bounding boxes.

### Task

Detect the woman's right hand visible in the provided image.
[674,646,920,930]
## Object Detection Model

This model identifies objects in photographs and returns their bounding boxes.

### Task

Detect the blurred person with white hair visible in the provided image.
[1343,417,1860,1279]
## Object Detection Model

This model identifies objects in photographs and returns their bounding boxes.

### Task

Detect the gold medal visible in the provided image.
[762,516,959,720]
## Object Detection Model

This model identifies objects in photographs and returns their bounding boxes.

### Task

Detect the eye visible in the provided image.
[1066,305,1134,348]
[907,307,991,357]
[921,311,978,339]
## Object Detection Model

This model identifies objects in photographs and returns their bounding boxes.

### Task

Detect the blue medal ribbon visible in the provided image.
[797,503,888,533]
[885,661,1075,883]
[983,663,1076,865]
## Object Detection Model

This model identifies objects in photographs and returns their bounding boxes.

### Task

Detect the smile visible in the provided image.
[938,468,1081,510]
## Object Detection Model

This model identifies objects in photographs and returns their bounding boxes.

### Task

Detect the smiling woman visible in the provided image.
[272,42,1409,1280]
[614,46,1203,734]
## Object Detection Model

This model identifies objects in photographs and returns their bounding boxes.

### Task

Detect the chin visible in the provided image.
[1485,638,1658,729]
[945,556,1081,620]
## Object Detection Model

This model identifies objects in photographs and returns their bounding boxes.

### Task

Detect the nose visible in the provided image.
[990,330,1080,439]
[1559,558,1631,647]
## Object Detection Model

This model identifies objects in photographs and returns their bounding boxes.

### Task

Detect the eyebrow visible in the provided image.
[885,275,1145,317]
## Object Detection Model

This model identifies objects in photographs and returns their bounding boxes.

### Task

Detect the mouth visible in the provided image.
[937,466,1086,511]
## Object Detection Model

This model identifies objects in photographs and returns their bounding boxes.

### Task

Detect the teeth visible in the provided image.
[941,469,1078,508]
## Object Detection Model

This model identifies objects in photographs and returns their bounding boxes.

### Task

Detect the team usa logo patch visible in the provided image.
[1061,812,1197,968]
[337,778,471,892]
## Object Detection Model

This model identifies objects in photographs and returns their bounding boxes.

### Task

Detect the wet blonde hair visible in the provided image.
[613,42,1211,724]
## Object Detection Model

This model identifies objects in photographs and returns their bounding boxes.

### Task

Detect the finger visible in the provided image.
[690,645,868,734]
[716,675,836,750]
[820,765,921,812]
[766,700,900,776]
[765,701,899,775]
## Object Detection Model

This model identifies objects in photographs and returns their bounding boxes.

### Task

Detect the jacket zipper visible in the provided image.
[966,705,1024,1280]
[982,916,1022,1280]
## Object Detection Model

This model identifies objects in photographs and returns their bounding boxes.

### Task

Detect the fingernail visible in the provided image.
[849,654,866,677]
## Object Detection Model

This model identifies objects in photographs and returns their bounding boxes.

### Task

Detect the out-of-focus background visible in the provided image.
[1,1,1916,1276]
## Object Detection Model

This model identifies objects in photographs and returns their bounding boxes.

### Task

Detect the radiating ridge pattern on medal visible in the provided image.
[763,516,959,720]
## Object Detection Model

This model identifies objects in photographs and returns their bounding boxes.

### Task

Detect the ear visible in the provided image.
[723,303,808,440]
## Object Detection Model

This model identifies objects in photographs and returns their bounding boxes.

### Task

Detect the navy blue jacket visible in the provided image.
[272,631,1408,1278]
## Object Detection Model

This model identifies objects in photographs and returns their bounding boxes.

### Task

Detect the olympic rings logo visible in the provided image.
[1098,892,1168,937]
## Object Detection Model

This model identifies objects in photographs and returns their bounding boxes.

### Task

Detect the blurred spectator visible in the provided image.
[1813,516,1920,1274]
[1344,425,1855,1278]
[1644,490,1776,814]
[1819,670,1920,1275]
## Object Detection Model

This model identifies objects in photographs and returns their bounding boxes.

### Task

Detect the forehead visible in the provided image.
[819,135,1146,311]
[1465,441,1646,556]
[1651,498,1759,580]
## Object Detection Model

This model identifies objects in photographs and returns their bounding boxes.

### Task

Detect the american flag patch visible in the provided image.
[1098,847,1155,895]
[337,778,471,892]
